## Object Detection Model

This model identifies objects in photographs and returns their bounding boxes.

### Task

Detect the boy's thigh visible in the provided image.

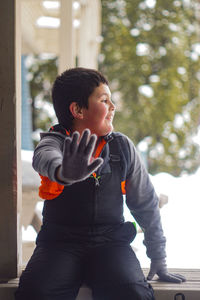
[85,243,154,300]
[92,282,155,300]
[86,243,145,283]
[15,243,84,299]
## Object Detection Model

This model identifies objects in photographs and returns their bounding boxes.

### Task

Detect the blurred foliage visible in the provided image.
[100,0,200,176]
[28,55,58,140]
[27,1,200,175]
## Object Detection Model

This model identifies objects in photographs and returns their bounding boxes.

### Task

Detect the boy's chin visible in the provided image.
[100,126,113,137]
[90,124,113,137]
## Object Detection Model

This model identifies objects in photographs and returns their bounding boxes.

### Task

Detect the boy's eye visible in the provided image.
[101,99,108,103]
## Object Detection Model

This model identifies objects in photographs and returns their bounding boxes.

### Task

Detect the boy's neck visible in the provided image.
[71,123,98,138]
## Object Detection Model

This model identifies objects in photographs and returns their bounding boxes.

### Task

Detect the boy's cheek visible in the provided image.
[93,107,108,119]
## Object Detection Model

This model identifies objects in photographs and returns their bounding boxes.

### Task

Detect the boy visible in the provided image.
[15,67,185,300]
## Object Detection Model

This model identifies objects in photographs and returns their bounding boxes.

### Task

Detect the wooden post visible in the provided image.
[59,0,75,74]
[0,0,22,280]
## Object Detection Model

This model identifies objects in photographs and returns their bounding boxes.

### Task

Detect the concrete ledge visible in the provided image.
[1,269,199,300]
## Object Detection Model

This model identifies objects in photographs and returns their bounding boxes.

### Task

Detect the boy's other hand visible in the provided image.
[147,259,186,283]
[57,129,103,184]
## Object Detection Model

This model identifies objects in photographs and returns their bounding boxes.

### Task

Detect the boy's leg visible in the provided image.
[15,243,84,300]
[85,243,155,300]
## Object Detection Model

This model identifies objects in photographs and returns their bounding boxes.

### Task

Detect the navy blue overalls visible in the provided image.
[15,126,155,300]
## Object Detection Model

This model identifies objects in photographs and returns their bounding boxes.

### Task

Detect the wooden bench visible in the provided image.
[144,268,200,300]
[0,269,199,300]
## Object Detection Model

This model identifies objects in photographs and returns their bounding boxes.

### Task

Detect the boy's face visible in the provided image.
[81,83,115,137]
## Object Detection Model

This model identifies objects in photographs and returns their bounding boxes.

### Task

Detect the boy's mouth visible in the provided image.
[106,114,114,122]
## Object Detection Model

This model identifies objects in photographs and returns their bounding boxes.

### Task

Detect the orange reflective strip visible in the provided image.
[65,129,70,135]
[90,139,106,181]
[39,175,64,200]
[121,180,126,195]
[94,139,106,158]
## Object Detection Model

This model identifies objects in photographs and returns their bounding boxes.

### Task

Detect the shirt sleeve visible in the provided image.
[32,132,68,184]
[124,136,166,260]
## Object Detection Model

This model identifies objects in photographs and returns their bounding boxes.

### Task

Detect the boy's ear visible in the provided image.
[69,102,83,119]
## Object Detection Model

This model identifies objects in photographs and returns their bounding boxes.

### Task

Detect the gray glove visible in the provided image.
[57,129,103,184]
[147,259,186,283]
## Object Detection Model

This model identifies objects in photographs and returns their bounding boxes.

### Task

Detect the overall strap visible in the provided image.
[108,135,128,195]
[108,136,121,162]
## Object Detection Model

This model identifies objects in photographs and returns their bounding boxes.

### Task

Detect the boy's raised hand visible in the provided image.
[57,129,103,184]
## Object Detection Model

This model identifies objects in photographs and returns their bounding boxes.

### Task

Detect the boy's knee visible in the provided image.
[15,273,50,299]
[129,282,155,300]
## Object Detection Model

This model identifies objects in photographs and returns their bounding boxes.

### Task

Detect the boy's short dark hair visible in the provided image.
[52,67,109,129]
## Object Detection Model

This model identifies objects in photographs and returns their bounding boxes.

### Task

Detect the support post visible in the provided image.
[0,0,22,280]
[78,0,101,69]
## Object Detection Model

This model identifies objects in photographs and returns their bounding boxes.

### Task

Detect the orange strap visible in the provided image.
[50,126,70,136]
[92,138,106,178]
[94,138,106,158]
[121,180,126,195]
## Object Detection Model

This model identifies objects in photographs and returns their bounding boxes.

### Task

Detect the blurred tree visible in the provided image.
[28,55,58,146]
[100,0,200,176]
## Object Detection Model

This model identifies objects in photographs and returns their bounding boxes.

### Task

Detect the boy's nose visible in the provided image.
[110,101,116,111]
